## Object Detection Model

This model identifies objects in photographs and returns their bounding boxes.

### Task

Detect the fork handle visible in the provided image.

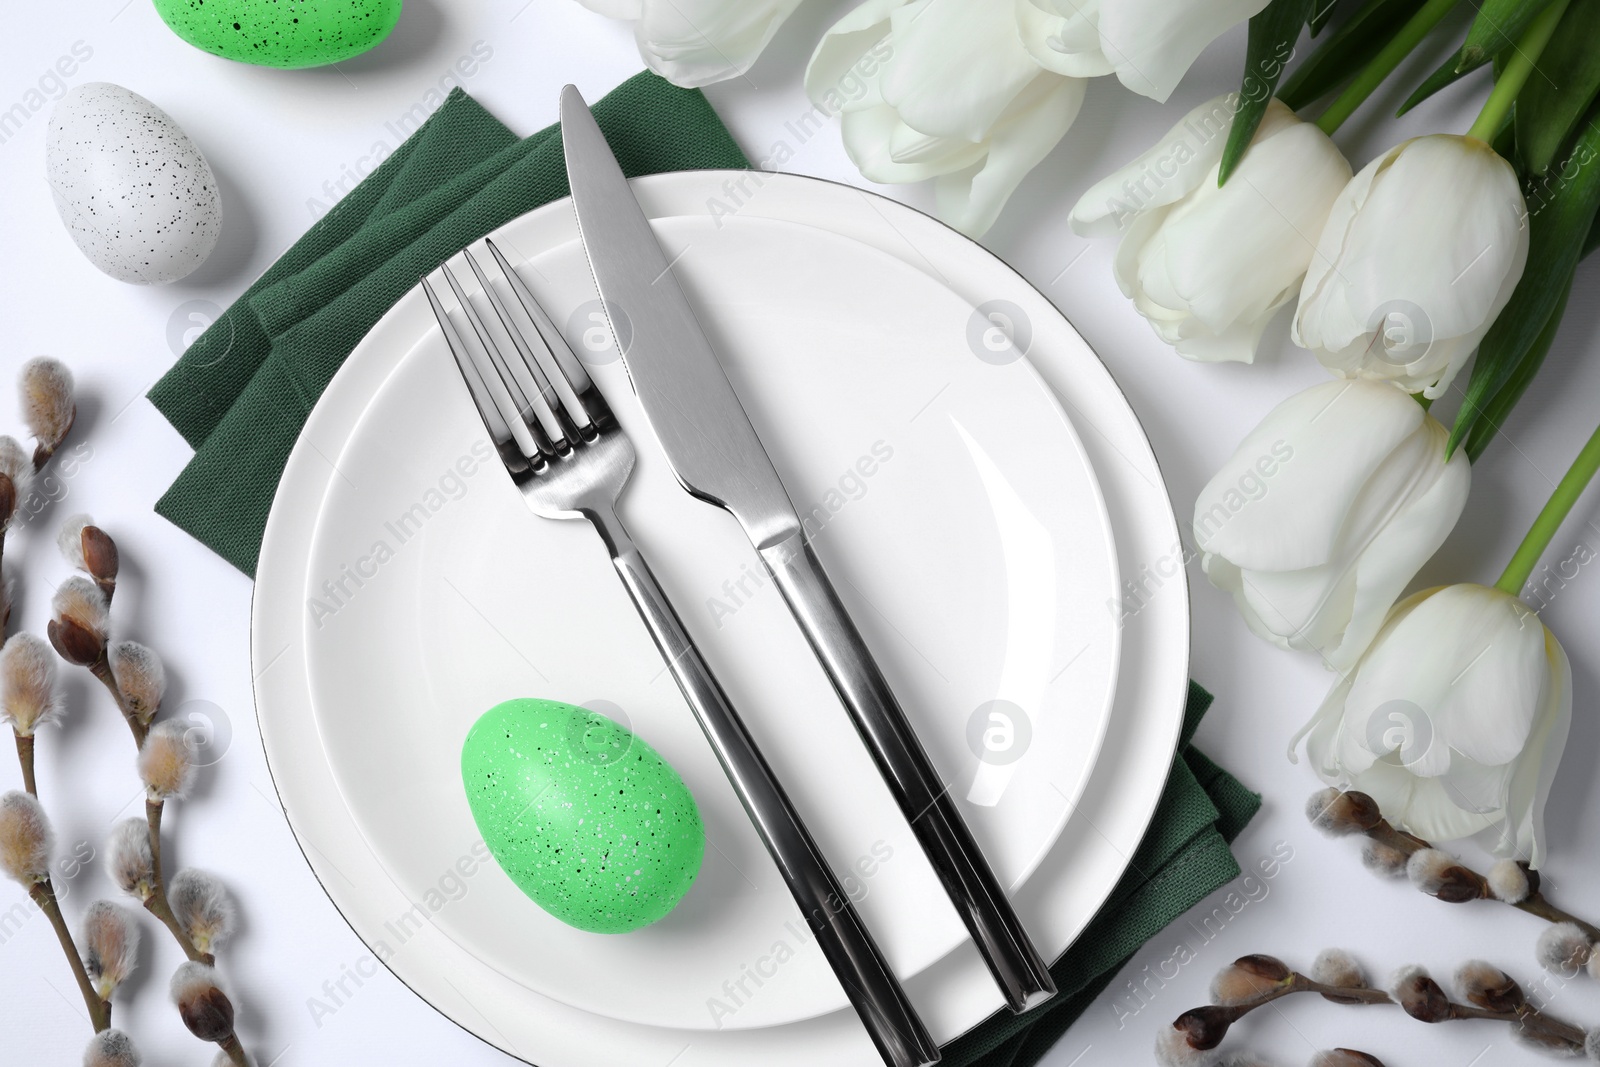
[758,532,1057,1015]
[593,508,939,1067]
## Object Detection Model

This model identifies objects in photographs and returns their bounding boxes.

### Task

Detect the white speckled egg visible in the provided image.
[46,83,221,285]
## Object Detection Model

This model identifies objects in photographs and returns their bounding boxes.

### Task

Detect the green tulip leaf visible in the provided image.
[1450,116,1600,455]
[1279,0,1428,110]
[1460,0,1559,69]
[1586,212,1600,258]
[1311,0,1343,34]
[1465,271,1575,461]
[1220,0,1315,184]
[1515,0,1600,173]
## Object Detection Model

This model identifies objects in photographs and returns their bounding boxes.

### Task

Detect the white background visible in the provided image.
[2,2,1598,1065]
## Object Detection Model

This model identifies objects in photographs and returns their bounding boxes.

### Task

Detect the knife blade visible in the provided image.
[558,87,799,551]
[560,84,1056,1015]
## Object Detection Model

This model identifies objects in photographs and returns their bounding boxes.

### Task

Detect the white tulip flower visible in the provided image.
[1195,379,1469,669]
[576,0,806,87]
[1293,583,1571,868]
[1294,135,1530,398]
[806,0,1086,236]
[1071,95,1351,363]
[1015,0,1272,102]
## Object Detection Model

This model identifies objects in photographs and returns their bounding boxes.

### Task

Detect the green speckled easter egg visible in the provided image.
[151,0,404,69]
[461,698,704,934]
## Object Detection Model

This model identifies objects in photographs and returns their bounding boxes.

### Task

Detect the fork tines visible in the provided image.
[423,239,611,476]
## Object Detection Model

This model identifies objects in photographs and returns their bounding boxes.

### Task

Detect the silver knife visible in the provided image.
[559,84,1056,1015]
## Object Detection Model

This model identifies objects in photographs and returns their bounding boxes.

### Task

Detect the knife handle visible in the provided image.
[597,511,940,1067]
[758,532,1057,1015]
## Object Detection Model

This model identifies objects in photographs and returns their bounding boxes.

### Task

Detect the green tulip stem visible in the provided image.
[1467,0,1572,143]
[1496,419,1600,597]
[1316,0,1462,135]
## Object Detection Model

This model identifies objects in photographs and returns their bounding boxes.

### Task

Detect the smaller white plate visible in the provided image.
[294,213,1118,1030]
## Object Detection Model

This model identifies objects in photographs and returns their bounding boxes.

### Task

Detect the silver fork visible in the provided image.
[422,240,940,1067]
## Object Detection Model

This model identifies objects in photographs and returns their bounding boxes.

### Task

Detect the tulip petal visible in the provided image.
[804,0,909,105]
[1096,0,1274,102]
[1070,94,1239,238]
[838,106,986,184]
[1194,379,1424,572]
[880,0,1044,142]
[1495,629,1569,867]
[1325,437,1470,667]
[1014,0,1114,77]
[578,0,644,18]
[1355,758,1520,843]
[624,0,808,87]
[1344,586,1545,776]
[935,74,1085,235]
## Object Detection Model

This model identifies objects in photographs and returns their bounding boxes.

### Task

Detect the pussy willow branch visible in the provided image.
[1182,970,1587,1049]
[29,879,111,1032]
[87,652,145,747]
[143,797,207,965]
[14,732,35,796]
[1364,811,1600,939]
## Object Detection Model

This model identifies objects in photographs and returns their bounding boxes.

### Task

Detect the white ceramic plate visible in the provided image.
[254,171,1190,1064]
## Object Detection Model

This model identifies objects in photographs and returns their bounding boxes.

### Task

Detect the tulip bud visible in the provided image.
[81,900,141,1000]
[171,961,236,1043]
[106,818,154,901]
[805,0,1087,236]
[1311,1052,1386,1067]
[138,720,196,800]
[1453,960,1523,1013]
[1294,136,1528,399]
[1199,381,1469,669]
[1071,95,1351,364]
[1300,580,1573,872]
[1536,923,1592,974]
[169,869,236,954]
[19,356,76,465]
[1025,3,1287,104]
[0,436,31,532]
[0,790,53,885]
[1391,965,1450,1023]
[1155,1019,1225,1067]
[1306,789,1382,837]
[1486,860,1533,905]
[83,1029,141,1067]
[0,633,60,737]
[1359,839,1410,879]
[1311,948,1368,1004]
[109,642,165,725]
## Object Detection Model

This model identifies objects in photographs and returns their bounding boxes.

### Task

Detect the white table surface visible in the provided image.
[3,3,1598,1066]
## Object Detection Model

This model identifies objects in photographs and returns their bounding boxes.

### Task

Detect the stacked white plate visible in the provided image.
[252,171,1190,1065]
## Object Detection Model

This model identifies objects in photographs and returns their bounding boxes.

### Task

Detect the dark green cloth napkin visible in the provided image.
[146,74,1260,1062]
